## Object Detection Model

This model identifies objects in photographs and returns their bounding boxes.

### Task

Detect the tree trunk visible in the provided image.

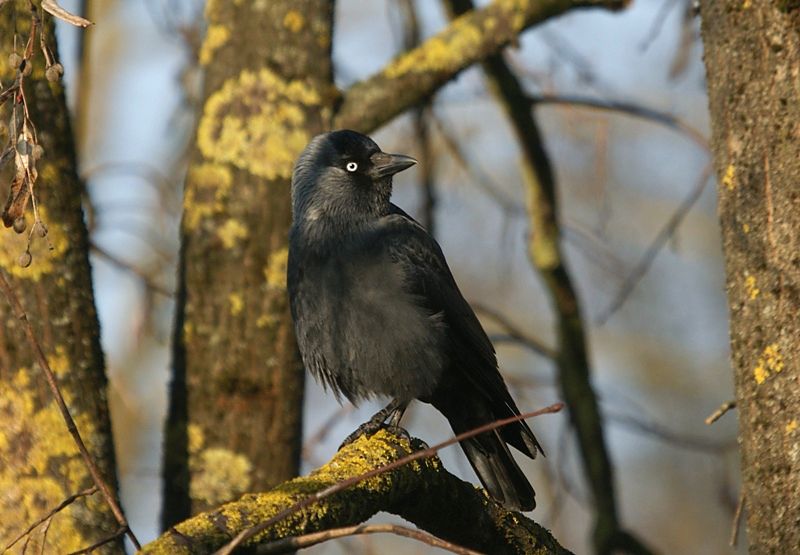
[162,0,334,526]
[700,2,800,551]
[0,9,121,554]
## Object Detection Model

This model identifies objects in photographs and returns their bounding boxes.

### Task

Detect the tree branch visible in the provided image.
[142,422,570,554]
[442,1,651,553]
[334,0,628,133]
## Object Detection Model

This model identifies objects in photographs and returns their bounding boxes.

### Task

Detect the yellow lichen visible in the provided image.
[786,420,799,434]
[183,163,234,230]
[190,448,253,505]
[745,274,760,300]
[199,24,230,65]
[742,223,750,233]
[385,16,483,79]
[196,68,321,180]
[256,313,278,328]
[183,321,194,342]
[722,163,736,190]
[0,207,69,281]
[754,343,784,384]
[48,345,70,377]
[217,218,249,248]
[204,0,224,23]
[283,10,305,32]
[754,364,769,385]
[0,362,97,550]
[265,247,289,289]
[228,292,244,316]
[188,423,205,453]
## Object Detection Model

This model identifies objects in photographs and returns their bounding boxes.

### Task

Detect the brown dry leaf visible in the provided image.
[2,164,30,229]
[41,0,93,28]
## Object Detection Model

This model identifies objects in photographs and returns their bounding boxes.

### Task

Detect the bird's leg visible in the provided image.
[339,398,410,449]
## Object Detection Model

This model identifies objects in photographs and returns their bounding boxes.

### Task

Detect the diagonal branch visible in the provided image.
[334,0,628,133]
[257,523,482,555]
[443,2,652,553]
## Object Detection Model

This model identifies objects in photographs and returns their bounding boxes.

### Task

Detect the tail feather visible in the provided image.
[460,430,536,511]
[433,392,539,511]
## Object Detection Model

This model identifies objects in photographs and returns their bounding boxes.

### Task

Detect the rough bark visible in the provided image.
[0,9,121,554]
[700,1,800,552]
[162,0,334,526]
[146,430,572,555]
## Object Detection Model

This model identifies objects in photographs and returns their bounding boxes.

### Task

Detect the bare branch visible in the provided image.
[596,163,714,324]
[472,303,556,360]
[530,93,708,150]
[90,241,174,297]
[705,400,737,426]
[257,523,482,555]
[67,527,129,555]
[443,1,652,552]
[335,0,627,133]
[3,486,98,552]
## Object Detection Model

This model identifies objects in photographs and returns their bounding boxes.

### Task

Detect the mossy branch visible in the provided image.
[334,0,627,133]
[142,429,572,555]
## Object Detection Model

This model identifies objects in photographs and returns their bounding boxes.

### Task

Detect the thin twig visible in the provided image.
[607,411,734,453]
[596,162,714,324]
[432,113,523,215]
[0,270,141,550]
[3,486,98,552]
[257,523,482,555]
[729,491,745,546]
[472,303,555,359]
[398,0,438,235]
[214,402,564,555]
[530,93,708,150]
[705,400,737,425]
[90,242,174,297]
[67,527,129,555]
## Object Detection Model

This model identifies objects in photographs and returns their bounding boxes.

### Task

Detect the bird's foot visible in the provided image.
[339,420,411,449]
[339,399,411,449]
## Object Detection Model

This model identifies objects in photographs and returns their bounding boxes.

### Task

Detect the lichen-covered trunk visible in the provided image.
[162,0,334,526]
[700,2,800,551]
[0,12,121,555]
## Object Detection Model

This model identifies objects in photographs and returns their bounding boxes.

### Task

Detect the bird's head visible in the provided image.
[290,130,416,232]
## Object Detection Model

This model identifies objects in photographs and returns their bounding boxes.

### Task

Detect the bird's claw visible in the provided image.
[338,421,411,450]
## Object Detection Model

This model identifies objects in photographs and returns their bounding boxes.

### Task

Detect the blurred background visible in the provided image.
[56,0,739,552]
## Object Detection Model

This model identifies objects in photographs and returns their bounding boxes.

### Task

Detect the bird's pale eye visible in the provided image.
[345,161,358,172]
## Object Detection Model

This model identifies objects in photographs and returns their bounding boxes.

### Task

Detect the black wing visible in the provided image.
[379,205,542,457]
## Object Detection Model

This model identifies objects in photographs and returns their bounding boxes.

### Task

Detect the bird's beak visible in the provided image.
[370,152,417,179]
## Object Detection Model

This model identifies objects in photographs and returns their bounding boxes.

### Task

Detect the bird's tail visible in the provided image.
[437,397,538,511]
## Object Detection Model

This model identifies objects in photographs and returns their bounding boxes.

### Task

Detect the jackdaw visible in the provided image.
[288,129,542,510]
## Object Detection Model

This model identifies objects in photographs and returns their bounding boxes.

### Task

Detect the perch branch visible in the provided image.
[141,404,568,555]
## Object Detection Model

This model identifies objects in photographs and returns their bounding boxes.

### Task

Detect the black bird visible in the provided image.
[287,129,542,510]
